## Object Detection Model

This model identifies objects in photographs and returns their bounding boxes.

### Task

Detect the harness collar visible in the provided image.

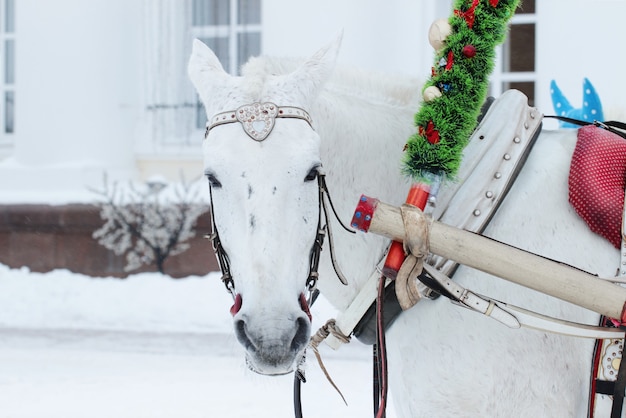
[205,102,313,142]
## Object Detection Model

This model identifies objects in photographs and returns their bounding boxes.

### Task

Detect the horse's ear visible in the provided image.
[188,39,230,93]
[288,32,343,103]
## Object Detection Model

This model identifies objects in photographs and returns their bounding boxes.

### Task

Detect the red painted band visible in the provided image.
[382,183,430,279]
[351,195,379,232]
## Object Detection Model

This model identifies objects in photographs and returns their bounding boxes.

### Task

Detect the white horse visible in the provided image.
[188,37,620,417]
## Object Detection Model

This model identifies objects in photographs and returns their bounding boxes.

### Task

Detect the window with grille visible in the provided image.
[0,0,15,154]
[491,0,536,106]
[191,0,262,129]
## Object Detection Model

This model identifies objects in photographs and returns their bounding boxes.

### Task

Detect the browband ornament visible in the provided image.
[205,102,313,141]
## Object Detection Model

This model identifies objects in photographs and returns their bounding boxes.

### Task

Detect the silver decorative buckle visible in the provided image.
[236,102,279,141]
[205,102,313,141]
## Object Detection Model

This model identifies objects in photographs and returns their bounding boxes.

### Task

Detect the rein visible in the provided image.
[294,171,355,418]
[544,116,626,140]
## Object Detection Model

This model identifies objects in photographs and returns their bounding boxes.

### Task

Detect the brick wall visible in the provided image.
[0,204,218,278]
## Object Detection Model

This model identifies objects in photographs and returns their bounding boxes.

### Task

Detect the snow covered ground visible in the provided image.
[0,264,396,417]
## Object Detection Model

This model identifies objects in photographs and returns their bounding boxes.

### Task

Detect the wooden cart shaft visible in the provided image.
[366,201,626,321]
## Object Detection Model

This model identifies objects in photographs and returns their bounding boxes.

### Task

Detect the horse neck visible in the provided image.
[310,71,422,309]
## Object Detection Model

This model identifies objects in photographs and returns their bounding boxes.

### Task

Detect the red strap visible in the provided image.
[589,336,604,418]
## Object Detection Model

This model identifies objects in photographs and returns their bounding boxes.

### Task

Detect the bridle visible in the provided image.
[204,101,354,418]
[204,102,351,302]
[207,170,349,301]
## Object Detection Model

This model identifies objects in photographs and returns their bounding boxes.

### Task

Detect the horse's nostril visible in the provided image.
[235,317,255,351]
[291,316,310,351]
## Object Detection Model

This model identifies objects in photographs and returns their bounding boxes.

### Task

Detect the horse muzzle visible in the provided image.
[232,296,312,375]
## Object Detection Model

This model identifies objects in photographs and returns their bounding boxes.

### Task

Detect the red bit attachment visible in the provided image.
[230,293,242,316]
[299,293,312,321]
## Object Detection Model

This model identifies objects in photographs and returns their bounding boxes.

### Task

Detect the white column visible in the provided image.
[139,0,195,151]
[2,0,142,197]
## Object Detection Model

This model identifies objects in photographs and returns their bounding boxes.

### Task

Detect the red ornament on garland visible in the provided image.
[462,44,477,58]
[455,0,480,29]
[490,0,500,6]
[445,50,454,70]
[419,120,441,145]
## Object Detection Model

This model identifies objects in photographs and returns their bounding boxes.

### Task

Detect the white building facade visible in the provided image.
[0,0,624,201]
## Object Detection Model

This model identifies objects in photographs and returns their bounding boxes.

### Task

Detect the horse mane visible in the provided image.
[241,55,423,109]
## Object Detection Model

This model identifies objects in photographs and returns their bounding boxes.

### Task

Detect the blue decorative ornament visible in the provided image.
[437,82,452,93]
[550,78,604,128]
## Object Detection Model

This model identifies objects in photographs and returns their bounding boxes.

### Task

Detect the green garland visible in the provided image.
[402,0,520,183]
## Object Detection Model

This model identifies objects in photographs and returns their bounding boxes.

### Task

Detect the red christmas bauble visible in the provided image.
[462,44,477,58]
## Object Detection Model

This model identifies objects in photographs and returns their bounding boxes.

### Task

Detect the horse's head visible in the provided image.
[188,37,340,375]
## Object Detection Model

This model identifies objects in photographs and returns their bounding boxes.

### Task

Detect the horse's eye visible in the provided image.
[206,173,222,188]
[304,166,320,182]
